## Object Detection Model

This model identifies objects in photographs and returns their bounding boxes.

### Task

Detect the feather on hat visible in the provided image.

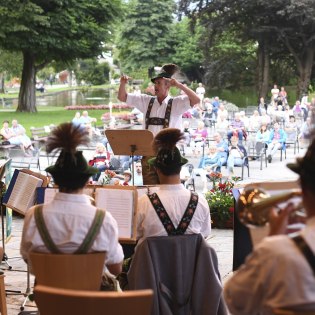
[151,64,180,83]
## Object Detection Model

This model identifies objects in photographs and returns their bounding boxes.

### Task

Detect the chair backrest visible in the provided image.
[29,252,106,290]
[273,310,315,315]
[34,284,153,315]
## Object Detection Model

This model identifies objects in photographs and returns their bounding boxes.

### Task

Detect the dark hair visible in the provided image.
[2,120,9,124]
[156,164,182,176]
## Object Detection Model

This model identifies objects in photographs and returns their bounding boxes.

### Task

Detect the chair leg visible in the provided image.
[0,272,8,315]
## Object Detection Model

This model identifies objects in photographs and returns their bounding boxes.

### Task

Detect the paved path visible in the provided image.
[1,142,306,314]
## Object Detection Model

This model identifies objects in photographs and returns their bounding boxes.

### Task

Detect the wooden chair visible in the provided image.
[29,252,106,290]
[34,284,153,315]
[273,309,315,315]
[0,271,8,315]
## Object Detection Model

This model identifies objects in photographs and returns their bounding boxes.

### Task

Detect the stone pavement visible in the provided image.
[0,143,306,314]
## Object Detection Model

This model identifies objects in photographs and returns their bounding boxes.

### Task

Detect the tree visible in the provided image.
[116,0,176,73]
[171,18,204,82]
[0,49,23,93]
[74,58,110,85]
[0,0,121,112]
[179,0,315,99]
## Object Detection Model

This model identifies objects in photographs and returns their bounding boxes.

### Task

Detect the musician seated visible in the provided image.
[224,137,315,315]
[20,123,123,278]
[136,128,211,245]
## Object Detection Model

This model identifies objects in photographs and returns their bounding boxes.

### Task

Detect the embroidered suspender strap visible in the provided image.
[148,191,199,236]
[145,98,173,129]
[148,193,177,235]
[145,97,156,129]
[75,209,106,254]
[163,98,173,129]
[291,235,315,276]
[176,192,199,235]
[34,205,62,254]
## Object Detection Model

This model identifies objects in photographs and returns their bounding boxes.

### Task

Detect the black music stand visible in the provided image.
[0,159,13,270]
[105,129,154,186]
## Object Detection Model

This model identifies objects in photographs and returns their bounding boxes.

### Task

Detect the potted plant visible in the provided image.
[205,175,241,228]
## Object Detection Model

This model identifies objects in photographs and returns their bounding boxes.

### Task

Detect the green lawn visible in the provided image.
[0,107,129,137]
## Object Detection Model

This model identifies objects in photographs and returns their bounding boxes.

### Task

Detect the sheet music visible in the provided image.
[43,187,94,204]
[95,188,134,238]
[43,188,59,203]
[7,172,43,213]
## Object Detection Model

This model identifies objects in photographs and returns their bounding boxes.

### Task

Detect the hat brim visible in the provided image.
[151,72,172,83]
[286,162,302,175]
[45,165,99,176]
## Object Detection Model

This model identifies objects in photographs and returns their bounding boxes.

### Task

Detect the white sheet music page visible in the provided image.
[7,172,43,214]
[95,188,134,238]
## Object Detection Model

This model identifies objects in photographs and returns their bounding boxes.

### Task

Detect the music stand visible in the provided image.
[0,158,13,270]
[105,129,154,186]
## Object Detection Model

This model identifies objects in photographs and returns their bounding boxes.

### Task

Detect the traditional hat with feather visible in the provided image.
[147,128,188,169]
[45,123,98,184]
[151,64,180,83]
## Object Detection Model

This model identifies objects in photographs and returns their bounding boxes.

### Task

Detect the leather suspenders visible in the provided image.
[145,97,173,129]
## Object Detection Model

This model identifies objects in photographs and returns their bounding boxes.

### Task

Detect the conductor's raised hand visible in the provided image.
[120,75,132,84]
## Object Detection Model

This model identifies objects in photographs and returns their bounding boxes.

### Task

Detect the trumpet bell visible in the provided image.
[237,187,302,227]
[238,188,270,227]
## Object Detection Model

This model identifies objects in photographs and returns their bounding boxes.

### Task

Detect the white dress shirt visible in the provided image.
[136,184,211,246]
[21,192,124,268]
[224,217,315,315]
[126,94,191,135]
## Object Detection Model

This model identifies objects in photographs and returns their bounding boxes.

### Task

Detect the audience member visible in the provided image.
[1,120,34,156]
[88,143,110,181]
[133,161,143,186]
[71,112,81,127]
[121,170,132,186]
[216,115,229,139]
[224,138,315,314]
[255,124,270,155]
[191,120,208,157]
[227,136,247,178]
[212,96,220,118]
[227,112,245,142]
[248,110,261,132]
[285,115,298,142]
[196,83,206,109]
[266,122,287,163]
[20,123,123,277]
[216,103,229,121]
[260,109,271,127]
[79,110,97,126]
[202,104,215,128]
[258,97,267,115]
[213,132,228,166]
[279,86,288,105]
[271,84,279,106]
[299,116,312,148]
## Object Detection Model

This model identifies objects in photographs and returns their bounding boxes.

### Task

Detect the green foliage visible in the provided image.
[171,18,204,81]
[116,0,176,72]
[0,49,23,78]
[75,59,110,85]
[0,0,122,63]
[205,175,240,227]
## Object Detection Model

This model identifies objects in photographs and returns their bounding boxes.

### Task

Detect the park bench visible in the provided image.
[30,125,55,148]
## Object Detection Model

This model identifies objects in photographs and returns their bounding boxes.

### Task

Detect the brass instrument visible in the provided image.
[237,187,306,227]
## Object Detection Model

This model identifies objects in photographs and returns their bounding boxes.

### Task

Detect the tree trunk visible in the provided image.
[257,40,270,101]
[296,47,314,100]
[17,51,37,112]
[0,73,4,93]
